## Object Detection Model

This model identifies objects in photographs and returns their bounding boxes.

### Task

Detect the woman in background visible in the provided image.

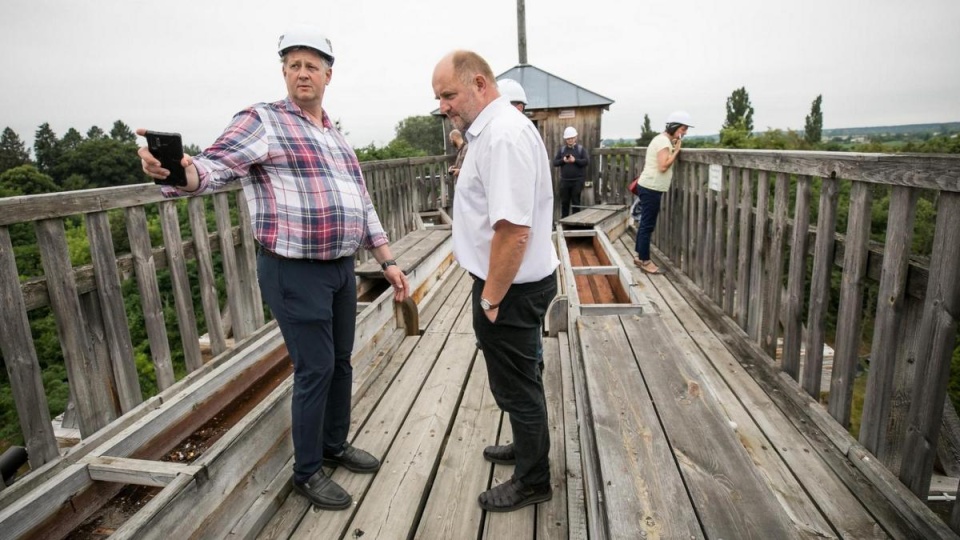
[633,110,693,274]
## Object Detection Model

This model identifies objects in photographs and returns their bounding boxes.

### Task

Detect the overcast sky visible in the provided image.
[2,0,959,151]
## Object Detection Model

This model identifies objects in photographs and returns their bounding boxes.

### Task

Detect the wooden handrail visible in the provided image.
[591,147,960,501]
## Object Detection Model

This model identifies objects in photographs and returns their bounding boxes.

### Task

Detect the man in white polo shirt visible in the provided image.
[432,50,559,513]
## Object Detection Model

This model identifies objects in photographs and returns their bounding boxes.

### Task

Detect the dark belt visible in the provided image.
[469,271,556,292]
[256,244,334,264]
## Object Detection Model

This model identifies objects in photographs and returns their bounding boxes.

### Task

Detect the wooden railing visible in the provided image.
[0,154,451,471]
[593,147,960,500]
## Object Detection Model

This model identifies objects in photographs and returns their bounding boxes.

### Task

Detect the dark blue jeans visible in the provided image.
[257,254,356,484]
[634,185,664,261]
[473,272,557,487]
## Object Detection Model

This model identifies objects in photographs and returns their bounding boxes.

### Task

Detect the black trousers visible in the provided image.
[559,178,585,218]
[257,254,356,484]
[472,272,557,486]
[633,185,664,261]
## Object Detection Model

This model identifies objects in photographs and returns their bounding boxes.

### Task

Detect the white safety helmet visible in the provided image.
[498,78,527,105]
[278,25,335,65]
[563,126,578,139]
[665,110,694,127]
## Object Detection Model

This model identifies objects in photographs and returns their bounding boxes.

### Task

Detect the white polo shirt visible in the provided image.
[452,97,560,283]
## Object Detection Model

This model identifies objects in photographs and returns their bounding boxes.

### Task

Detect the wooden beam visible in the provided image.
[84,456,202,487]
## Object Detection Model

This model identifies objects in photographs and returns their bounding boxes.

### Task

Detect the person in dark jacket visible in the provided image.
[552,126,589,218]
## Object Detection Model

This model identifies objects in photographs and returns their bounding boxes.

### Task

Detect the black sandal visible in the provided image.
[483,443,516,465]
[478,476,552,512]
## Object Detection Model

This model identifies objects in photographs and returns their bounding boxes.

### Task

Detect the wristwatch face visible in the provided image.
[480,298,492,310]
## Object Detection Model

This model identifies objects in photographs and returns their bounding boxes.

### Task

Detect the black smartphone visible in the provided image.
[144,131,187,186]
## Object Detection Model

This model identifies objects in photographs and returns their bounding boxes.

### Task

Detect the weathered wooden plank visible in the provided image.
[747,170,769,340]
[620,313,802,537]
[234,189,265,329]
[900,191,960,497]
[116,379,294,538]
[761,172,790,357]
[0,323,278,510]
[723,166,740,316]
[703,174,716,298]
[225,455,296,539]
[294,333,477,539]
[860,186,917,458]
[676,149,960,192]
[0,463,93,539]
[828,182,872,427]
[712,176,726,306]
[537,336,570,540]
[0,227,59,466]
[84,456,202,487]
[416,355,499,540]
[0,183,173,227]
[86,211,143,412]
[735,168,753,329]
[124,205,176,390]
[695,164,708,289]
[158,200,203,372]
[578,315,703,539]
[557,332,587,540]
[355,229,432,275]
[782,175,811,379]
[802,176,839,398]
[214,192,251,341]
[107,473,196,540]
[188,197,227,356]
[35,218,118,436]
[651,246,947,539]
[624,243,877,537]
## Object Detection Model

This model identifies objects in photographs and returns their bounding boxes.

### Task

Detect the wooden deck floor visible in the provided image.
[249,230,950,539]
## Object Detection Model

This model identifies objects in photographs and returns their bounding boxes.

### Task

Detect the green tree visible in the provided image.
[636,114,657,147]
[723,87,754,134]
[34,123,61,176]
[719,122,751,148]
[86,125,107,140]
[805,94,823,145]
[354,139,424,162]
[54,138,142,189]
[60,128,83,152]
[110,120,136,142]
[0,127,32,174]
[0,165,59,195]
[393,115,444,155]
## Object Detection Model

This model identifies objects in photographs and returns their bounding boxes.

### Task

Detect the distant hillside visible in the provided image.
[822,122,960,138]
[604,122,960,146]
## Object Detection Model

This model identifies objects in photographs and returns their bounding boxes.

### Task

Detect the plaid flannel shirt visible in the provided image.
[167,98,388,260]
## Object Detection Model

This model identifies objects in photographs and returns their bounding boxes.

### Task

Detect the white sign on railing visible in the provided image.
[709,164,723,191]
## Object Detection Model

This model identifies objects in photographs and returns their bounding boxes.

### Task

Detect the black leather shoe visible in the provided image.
[292,471,351,510]
[323,442,380,473]
[478,476,552,512]
[483,443,516,465]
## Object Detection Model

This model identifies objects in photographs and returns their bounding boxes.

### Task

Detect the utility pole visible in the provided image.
[517,0,527,65]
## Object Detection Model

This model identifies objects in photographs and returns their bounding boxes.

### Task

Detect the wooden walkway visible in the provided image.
[249,228,954,539]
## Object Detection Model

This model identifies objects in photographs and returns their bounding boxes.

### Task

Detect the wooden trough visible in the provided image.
[0,226,453,540]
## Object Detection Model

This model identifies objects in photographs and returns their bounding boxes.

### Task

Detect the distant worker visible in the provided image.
[448,129,468,180]
[552,126,589,218]
[633,110,693,274]
[498,78,528,112]
[137,25,409,511]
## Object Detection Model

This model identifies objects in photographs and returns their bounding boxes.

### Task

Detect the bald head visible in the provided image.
[433,50,500,131]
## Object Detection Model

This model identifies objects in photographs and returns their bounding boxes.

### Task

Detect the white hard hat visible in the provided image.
[278,25,335,65]
[665,110,694,127]
[563,126,578,139]
[498,78,527,105]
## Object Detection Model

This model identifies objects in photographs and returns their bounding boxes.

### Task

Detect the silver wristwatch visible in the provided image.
[480,297,499,311]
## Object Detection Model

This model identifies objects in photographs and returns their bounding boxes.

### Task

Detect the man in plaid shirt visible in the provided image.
[138,25,409,511]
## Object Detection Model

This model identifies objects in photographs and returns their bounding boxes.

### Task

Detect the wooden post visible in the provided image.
[860,186,918,458]
[735,168,753,330]
[747,170,769,341]
[723,167,739,317]
[782,175,811,379]
[802,176,839,398]
[187,197,227,356]
[234,191,265,329]
[0,227,59,466]
[125,206,176,390]
[900,191,960,497]
[761,172,790,357]
[517,0,527,64]
[86,211,142,413]
[158,201,204,373]
[828,182,872,427]
[214,193,251,341]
